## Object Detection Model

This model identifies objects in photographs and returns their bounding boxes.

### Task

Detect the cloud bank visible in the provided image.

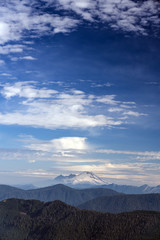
[0,142,159,185]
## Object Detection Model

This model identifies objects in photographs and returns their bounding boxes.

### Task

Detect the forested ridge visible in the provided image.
[0,198,159,240]
[78,193,160,213]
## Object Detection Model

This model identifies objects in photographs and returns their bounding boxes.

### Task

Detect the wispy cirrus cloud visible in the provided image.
[45,0,160,35]
[0,0,79,46]
[95,149,160,160]
[0,0,159,66]
[108,108,147,117]
[0,81,146,129]
[20,56,37,60]
[0,73,12,77]
[0,0,159,50]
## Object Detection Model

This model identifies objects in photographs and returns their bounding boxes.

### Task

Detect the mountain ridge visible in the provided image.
[0,183,121,206]
[78,193,160,213]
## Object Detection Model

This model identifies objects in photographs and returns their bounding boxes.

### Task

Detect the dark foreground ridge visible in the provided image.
[0,198,160,240]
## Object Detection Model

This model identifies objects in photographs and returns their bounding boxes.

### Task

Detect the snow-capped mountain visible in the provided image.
[53,172,108,188]
[35,171,160,193]
[142,184,160,194]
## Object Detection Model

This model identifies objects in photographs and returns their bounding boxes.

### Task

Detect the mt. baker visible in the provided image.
[53,172,107,188]
[50,172,160,194]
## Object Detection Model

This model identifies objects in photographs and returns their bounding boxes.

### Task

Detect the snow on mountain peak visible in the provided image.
[53,172,107,186]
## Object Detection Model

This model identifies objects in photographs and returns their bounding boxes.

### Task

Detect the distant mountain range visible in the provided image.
[49,171,160,194]
[0,183,160,213]
[0,198,160,240]
[14,184,36,190]
[104,183,160,194]
[0,184,120,206]
[0,172,159,239]
[0,171,159,217]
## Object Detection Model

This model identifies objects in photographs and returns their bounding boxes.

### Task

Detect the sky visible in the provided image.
[0,0,160,186]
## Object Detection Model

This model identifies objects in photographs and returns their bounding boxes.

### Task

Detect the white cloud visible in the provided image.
[1,82,58,99]
[0,60,5,65]
[0,44,24,54]
[96,95,119,105]
[91,82,113,88]
[0,82,146,130]
[108,105,146,117]
[0,73,12,77]
[0,0,158,49]
[15,169,56,178]
[122,110,147,117]
[95,149,160,160]
[50,16,80,33]
[0,148,45,161]
[0,1,80,45]
[20,56,37,60]
[26,137,88,152]
[0,109,111,129]
[46,0,160,35]
[97,0,160,35]
[108,107,123,113]
[19,134,160,162]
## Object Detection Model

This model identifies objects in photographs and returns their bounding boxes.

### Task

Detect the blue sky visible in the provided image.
[0,0,160,186]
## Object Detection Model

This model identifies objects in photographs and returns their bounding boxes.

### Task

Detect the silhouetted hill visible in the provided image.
[0,184,120,206]
[0,198,160,240]
[78,193,160,213]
